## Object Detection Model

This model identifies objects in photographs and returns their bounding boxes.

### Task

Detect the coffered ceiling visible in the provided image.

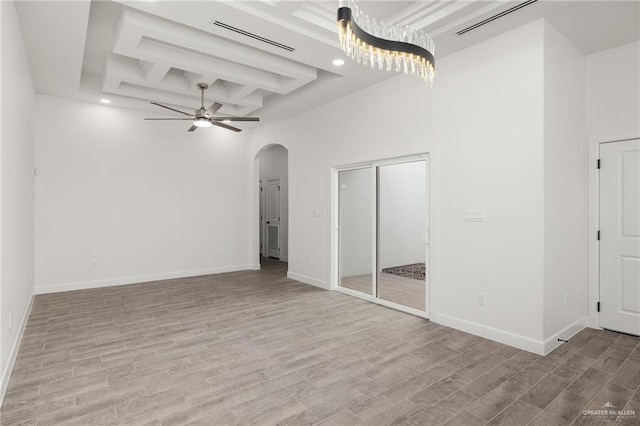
[15,1,639,126]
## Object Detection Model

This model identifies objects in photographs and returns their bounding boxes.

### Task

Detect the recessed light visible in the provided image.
[223,119,231,123]
[332,59,345,66]
[100,99,111,104]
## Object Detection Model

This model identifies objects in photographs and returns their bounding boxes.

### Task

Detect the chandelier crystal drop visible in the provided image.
[337,0,435,87]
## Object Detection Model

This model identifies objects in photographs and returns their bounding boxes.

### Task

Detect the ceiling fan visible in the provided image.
[144,82,259,132]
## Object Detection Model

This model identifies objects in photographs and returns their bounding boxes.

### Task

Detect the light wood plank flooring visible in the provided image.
[340,274,374,294]
[340,273,426,310]
[1,259,639,425]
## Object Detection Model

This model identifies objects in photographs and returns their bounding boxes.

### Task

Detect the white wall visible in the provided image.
[585,41,640,330]
[258,144,288,261]
[34,95,252,293]
[379,161,427,269]
[1,0,36,398]
[586,41,640,140]
[250,21,546,350]
[542,22,587,348]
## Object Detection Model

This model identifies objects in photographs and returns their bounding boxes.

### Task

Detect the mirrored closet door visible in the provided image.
[336,157,429,315]
[377,161,427,311]
[338,168,374,295]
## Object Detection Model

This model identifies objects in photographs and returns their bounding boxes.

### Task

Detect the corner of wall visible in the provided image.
[432,313,546,355]
[541,16,587,342]
[543,317,587,355]
[1,0,37,404]
[0,294,34,405]
[287,271,329,290]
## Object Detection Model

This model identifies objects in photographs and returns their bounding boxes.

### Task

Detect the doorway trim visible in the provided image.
[259,180,264,257]
[330,153,433,319]
[252,143,289,270]
[587,132,640,330]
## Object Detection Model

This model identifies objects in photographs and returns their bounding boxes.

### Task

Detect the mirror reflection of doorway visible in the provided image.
[337,157,428,314]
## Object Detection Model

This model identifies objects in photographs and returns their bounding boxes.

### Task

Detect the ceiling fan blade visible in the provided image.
[150,102,195,117]
[206,102,223,115]
[212,121,242,132]
[188,125,198,132]
[144,118,195,120]
[211,117,260,122]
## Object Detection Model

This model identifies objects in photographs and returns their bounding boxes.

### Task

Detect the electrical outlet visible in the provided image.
[563,294,568,307]
[92,260,98,268]
[308,258,313,266]
[477,292,486,306]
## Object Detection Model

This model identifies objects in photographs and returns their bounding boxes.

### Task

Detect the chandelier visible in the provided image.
[336,0,436,87]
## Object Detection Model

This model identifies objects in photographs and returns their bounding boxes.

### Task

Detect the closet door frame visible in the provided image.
[331,153,431,319]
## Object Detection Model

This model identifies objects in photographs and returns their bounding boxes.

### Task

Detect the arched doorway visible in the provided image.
[254,144,288,269]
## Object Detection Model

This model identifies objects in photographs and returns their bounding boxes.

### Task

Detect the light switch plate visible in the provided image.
[465,209,486,222]
[314,208,327,217]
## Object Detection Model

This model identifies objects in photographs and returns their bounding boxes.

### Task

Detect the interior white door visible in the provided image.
[600,139,640,336]
[266,179,281,258]
[259,181,265,256]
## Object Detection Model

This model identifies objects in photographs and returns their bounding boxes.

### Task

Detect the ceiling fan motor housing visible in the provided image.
[144,82,259,133]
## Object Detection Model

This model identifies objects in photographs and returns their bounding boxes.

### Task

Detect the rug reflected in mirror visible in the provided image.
[381,263,426,281]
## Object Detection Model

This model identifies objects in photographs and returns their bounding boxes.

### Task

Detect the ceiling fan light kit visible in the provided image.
[336,0,436,87]
[144,82,259,133]
[193,117,212,128]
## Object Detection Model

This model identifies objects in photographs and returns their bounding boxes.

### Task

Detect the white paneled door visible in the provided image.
[600,139,640,336]
[266,179,281,259]
[259,181,265,256]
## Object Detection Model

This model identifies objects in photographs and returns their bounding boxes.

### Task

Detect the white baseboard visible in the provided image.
[35,264,254,294]
[1,294,34,405]
[432,313,546,355]
[250,264,261,271]
[287,271,328,290]
[543,317,587,355]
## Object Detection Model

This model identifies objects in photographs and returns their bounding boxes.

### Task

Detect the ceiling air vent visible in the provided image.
[456,0,538,36]
[212,21,295,52]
